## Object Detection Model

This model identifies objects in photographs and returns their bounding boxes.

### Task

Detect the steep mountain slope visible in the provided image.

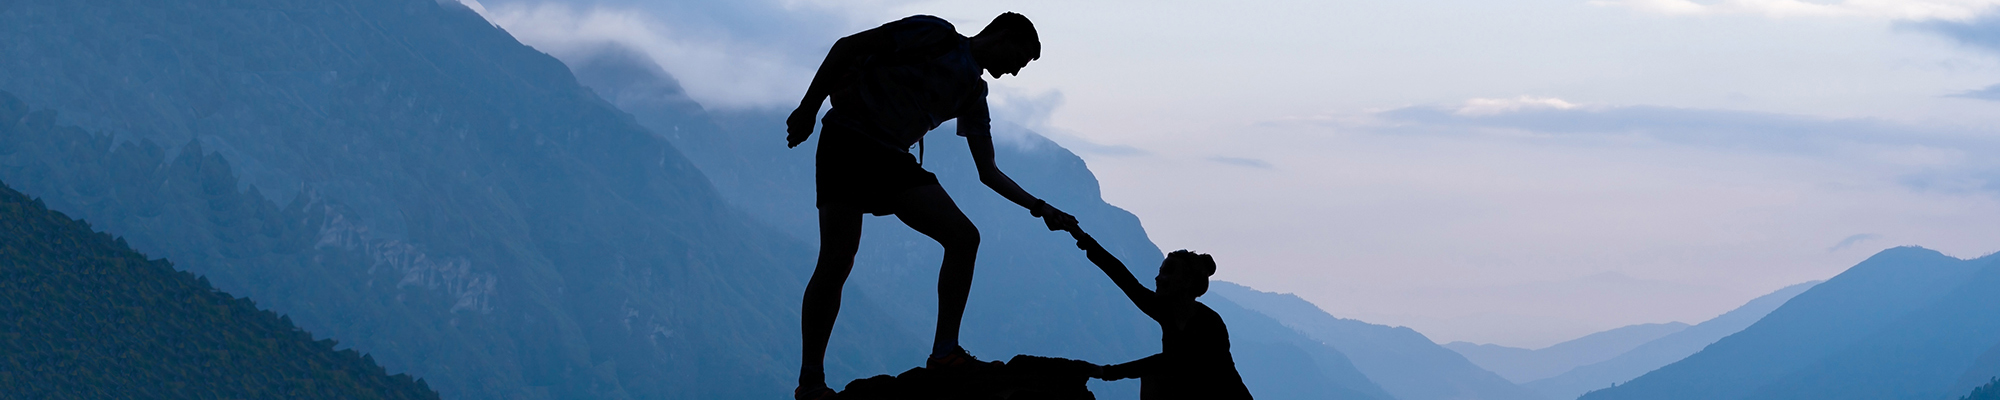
[0,180,437,400]
[1447,322,1688,384]
[1732,253,2000,400]
[1212,282,1547,400]
[0,0,914,398]
[1207,296,1397,400]
[1579,247,1991,400]
[566,45,1397,398]
[1527,281,1817,400]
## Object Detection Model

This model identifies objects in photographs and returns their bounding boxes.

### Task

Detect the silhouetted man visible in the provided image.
[786,12,1077,400]
[1070,230,1254,400]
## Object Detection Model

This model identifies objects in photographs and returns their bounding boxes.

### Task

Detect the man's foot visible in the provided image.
[794,385,837,400]
[925,347,981,370]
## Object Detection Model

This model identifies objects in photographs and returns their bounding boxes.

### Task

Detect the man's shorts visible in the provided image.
[816,125,939,216]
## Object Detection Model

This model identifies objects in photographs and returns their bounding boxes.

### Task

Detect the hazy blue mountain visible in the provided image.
[0,0,911,398]
[567,44,1398,399]
[1526,280,1818,400]
[1579,247,1997,400]
[1730,252,2000,400]
[0,179,437,400]
[1208,296,1398,400]
[1447,322,1688,384]
[1212,281,1547,400]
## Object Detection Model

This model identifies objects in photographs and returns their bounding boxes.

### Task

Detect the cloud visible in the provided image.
[1916,11,2000,53]
[1952,83,2000,100]
[1361,98,2000,198]
[461,0,878,109]
[1379,101,1991,154]
[1591,0,2000,20]
[1910,12,2000,97]
[1828,233,1883,252]
[1206,156,1274,169]
[1454,96,1582,117]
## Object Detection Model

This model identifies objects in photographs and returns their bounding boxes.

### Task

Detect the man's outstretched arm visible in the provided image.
[787,30,891,148]
[968,135,1078,230]
[1072,230,1160,316]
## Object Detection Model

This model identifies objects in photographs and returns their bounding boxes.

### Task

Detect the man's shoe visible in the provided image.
[925,347,981,370]
[794,385,837,400]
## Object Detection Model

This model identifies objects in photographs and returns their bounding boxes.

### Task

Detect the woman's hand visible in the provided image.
[1031,201,1079,232]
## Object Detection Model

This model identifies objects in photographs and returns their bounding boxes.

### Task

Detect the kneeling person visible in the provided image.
[1069,230,1253,400]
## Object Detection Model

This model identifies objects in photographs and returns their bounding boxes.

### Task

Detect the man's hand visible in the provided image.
[1031,201,1079,232]
[786,106,818,148]
[1069,229,1100,252]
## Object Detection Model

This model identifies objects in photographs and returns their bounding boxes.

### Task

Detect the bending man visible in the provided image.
[785,12,1077,400]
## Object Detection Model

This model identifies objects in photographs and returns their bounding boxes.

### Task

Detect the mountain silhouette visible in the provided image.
[1447,322,1688,384]
[0,179,437,399]
[1579,247,1999,400]
[1211,281,1546,400]
[1525,280,1817,400]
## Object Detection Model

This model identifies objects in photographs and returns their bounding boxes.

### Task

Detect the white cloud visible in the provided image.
[1453,96,1582,116]
[475,3,808,109]
[1590,0,2000,21]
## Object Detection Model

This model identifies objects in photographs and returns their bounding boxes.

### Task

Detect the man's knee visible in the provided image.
[942,224,980,251]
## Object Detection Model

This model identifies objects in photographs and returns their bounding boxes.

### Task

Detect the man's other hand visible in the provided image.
[786,107,818,148]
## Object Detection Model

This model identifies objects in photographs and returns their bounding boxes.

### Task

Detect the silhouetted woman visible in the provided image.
[1070,230,1254,400]
[786,12,1078,400]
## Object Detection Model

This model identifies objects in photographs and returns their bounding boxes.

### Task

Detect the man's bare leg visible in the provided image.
[891,184,981,359]
[800,207,864,389]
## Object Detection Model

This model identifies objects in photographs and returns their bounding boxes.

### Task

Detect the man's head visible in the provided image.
[972,12,1040,78]
[1156,250,1217,301]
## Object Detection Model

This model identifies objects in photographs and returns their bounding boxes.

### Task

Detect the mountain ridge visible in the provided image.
[1211,281,1548,400]
[1579,246,1992,400]
[1525,280,1818,400]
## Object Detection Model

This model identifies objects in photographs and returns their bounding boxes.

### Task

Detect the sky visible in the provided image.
[461,0,2000,348]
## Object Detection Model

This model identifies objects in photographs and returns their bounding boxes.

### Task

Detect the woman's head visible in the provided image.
[1157,250,1217,300]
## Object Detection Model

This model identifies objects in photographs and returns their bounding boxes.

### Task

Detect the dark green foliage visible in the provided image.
[0,180,438,399]
[1964,378,2000,400]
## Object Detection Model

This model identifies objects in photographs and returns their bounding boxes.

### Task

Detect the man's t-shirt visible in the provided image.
[823,15,992,153]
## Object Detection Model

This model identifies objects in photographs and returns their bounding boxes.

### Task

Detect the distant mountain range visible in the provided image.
[1447,322,1688,384]
[0,179,437,399]
[1212,282,1547,400]
[1526,280,1818,400]
[1581,247,2000,400]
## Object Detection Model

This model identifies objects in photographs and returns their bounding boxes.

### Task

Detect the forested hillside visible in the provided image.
[0,180,437,399]
[1964,378,2000,400]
